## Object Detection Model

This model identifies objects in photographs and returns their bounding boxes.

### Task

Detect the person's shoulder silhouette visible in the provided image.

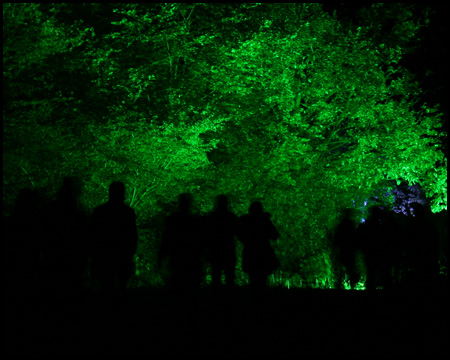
[238,201,280,301]
[39,176,89,296]
[334,208,357,246]
[42,176,88,239]
[239,201,279,242]
[6,188,43,296]
[92,181,138,249]
[208,195,239,238]
[91,181,138,292]
[206,195,239,289]
[164,193,202,248]
[160,193,204,292]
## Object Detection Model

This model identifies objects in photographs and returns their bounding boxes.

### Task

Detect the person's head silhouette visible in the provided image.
[178,193,193,213]
[60,176,83,200]
[109,181,125,204]
[15,188,39,210]
[215,194,229,212]
[249,201,263,215]
[341,207,355,220]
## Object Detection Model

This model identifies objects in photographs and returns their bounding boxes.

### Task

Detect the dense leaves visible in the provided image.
[3,3,446,288]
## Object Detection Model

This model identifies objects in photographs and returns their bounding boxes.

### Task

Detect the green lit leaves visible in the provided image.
[424,158,447,212]
[3,3,447,291]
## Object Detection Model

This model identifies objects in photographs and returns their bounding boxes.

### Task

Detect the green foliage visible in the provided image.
[3,3,446,289]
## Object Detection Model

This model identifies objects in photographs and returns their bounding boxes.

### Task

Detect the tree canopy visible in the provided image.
[3,3,447,288]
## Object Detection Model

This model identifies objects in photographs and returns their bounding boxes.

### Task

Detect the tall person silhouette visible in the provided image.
[91,182,138,296]
[41,177,88,298]
[207,195,239,292]
[159,193,204,300]
[357,205,387,291]
[333,208,358,289]
[407,203,439,288]
[6,188,43,300]
[238,201,280,302]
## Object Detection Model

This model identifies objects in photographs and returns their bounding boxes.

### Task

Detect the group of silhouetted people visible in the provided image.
[4,177,445,305]
[332,203,442,291]
[5,178,138,302]
[5,177,282,303]
[158,193,280,301]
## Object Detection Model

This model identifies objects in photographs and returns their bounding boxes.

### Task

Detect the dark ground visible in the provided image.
[5,286,449,354]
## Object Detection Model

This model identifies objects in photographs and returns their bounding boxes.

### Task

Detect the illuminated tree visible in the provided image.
[3,3,446,288]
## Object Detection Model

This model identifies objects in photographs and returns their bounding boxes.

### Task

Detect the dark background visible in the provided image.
[4,3,448,354]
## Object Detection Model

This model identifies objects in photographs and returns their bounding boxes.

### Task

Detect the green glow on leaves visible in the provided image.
[3,3,446,291]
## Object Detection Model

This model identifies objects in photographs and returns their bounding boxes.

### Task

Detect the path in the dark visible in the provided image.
[6,287,448,354]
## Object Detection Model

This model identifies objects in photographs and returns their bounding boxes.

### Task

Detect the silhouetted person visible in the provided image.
[388,211,410,287]
[5,188,44,300]
[357,205,390,291]
[379,207,400,290]
[91,182,138,296]
[405,203,439,288]
[206,195,239,292]
[159,193,205,300]
[41,177,89,298]
[333,208,358,289]
[238,201,280,302]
